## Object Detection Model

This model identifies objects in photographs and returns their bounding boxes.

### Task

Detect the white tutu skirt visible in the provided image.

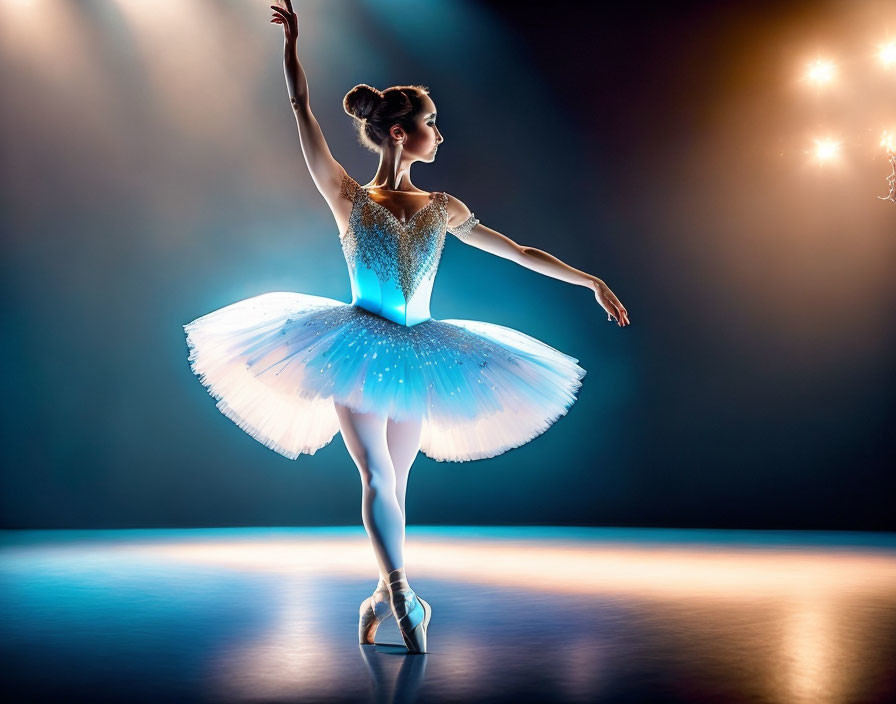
[183,292,586,462]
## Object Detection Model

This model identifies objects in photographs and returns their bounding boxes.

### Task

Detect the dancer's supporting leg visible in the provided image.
[385,416,431,653]
[337,404,429,650]
[386,414,424,524]
[377,415,424,588]
[361,413,424,587]
[335,403,405,577]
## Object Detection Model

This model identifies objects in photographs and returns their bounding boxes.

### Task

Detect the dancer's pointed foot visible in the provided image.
[359,577,393,645]
[388,568,431,653]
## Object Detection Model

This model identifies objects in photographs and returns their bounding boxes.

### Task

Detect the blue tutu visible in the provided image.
[184,173,586,462]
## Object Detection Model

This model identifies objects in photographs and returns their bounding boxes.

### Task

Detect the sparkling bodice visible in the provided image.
[339,173,478,327]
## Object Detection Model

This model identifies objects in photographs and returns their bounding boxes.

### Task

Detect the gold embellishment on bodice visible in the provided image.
[340,173,449,301]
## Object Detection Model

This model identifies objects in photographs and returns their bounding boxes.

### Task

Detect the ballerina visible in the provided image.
[184,0,630,654]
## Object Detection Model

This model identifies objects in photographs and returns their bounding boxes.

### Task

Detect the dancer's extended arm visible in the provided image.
[445,194,631,327]
[271,1,345,204]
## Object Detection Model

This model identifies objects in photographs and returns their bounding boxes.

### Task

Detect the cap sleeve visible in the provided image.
[448,213,480,242]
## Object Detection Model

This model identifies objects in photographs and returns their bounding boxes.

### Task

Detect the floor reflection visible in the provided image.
[1,527,894,703]
[358,644,428,704]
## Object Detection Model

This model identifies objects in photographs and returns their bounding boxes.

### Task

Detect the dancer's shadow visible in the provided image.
[358,643,428,704]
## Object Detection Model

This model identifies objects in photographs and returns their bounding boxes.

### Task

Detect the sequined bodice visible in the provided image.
[339,173,478,327]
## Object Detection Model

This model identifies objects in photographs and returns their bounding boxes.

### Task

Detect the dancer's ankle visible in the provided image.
[388,567,411,596]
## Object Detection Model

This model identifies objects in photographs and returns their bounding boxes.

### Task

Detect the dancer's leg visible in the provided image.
[382,418,430,652]
[335,402,405,577]
[386,415,424,521]
[361,414,423,595]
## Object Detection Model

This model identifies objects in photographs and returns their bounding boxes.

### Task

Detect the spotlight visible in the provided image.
[805,59,836,85]
[879,41,896,68]
[813,138,841,163]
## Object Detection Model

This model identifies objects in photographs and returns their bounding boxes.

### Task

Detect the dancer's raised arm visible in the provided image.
[445,194,631,327]
[271,1,345,205]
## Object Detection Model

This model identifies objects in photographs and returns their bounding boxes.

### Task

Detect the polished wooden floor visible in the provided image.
[1,527,895,703]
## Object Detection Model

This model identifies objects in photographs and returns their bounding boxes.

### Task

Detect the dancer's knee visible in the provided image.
[358,455,397,494]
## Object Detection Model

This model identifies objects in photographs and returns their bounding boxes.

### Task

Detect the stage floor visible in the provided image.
[1,527,895,703]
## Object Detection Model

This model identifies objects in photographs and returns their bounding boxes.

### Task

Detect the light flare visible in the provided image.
[881,130,895,155]
[878,40,896,67]
[805,58,836,85]
[813,138,841,163]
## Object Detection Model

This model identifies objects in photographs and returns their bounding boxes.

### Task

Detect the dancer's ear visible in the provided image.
[389,125,406,145]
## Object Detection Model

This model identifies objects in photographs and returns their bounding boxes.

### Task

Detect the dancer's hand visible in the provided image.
[592,278,630,327]
[270,1,298,45]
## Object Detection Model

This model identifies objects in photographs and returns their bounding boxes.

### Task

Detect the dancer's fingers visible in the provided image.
[602,295,619,321]
[607,293,629,326]
[611,301,623,325]
[615,304,628,326]
[606,303,618,323]
[608,291,623,312]
[271,2,292,18]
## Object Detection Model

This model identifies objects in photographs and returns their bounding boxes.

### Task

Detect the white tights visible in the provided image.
[334,402,423,585]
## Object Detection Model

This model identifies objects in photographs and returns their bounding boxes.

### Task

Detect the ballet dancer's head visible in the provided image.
[343,84,443,164]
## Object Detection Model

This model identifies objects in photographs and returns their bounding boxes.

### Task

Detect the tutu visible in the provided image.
[183,173,586,462]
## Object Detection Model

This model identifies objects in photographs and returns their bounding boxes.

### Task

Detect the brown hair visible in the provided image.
[343,83,430,153]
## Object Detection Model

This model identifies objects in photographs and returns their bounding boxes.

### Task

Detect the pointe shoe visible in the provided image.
[388,570,432,653]
[358,582,393,645]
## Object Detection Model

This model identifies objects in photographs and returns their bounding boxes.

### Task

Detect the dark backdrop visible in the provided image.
[2,0,893,529]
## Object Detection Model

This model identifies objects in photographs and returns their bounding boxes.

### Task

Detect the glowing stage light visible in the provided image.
[812,138,841,163]
[805,59,836,85]
[879,41,896,68]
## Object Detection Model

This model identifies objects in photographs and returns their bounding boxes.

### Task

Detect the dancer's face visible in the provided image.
[393,95,443,163]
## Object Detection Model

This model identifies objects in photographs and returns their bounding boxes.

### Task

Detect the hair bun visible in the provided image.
[343,82,430,155]
[343,83,382,121]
